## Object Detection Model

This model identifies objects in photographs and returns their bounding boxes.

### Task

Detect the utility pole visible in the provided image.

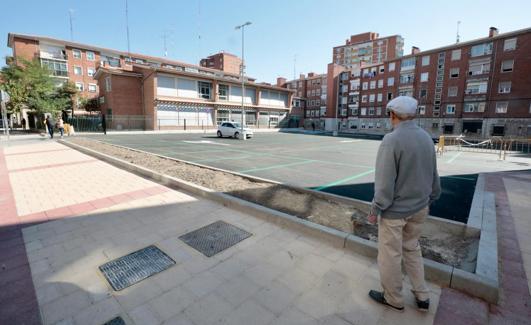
[125,0,131,54]
[235,22,252,141]
[68,9,74,41]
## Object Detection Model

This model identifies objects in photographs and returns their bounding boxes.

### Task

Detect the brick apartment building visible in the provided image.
[278,73,327,128]
[7,33,252,107]
[199,51,242,75]
[323,27,531,137]
[95,62,293,130]
[332,32,404,68]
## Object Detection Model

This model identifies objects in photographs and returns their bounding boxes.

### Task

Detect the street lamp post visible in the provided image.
[235,21,251,141]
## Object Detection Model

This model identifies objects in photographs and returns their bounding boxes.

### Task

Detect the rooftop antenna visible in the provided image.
[456,20,461,43]
[293,54,297,80]
[197,0,202,60]
[162,31,168,57]
[162,29,174,57]
[125,0,131,54]
[68,9,74,41]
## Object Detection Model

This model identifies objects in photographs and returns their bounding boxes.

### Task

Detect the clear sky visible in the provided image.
[1,0,530,83]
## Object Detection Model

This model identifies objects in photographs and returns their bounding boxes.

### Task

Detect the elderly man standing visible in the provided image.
[367,96,441,312]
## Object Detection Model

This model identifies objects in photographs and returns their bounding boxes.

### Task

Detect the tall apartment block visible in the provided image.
[332,32,405,68]
[324,27,531,137]
[199,51,242,75]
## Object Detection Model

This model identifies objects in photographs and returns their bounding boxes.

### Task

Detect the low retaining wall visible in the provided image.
[60,139,499,304]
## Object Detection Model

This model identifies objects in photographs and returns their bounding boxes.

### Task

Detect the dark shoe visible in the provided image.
[368,290,404,312]
[416,297,430,312]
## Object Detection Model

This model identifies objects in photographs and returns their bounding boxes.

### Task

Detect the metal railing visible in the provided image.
[438,135,531,159]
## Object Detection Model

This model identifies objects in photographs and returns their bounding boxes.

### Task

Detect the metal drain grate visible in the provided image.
[103,316,126,325]
[179,220,252,257]
[99,245,175,291]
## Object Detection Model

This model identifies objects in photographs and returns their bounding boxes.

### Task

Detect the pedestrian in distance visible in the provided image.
[21,118,26,130]
[102,114,107,135]
[57,117,65,138]
[311,122,315,132]
[45,116,54,139]
[367,96,441,312]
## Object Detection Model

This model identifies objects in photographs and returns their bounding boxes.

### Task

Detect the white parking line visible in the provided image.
[182,140,231,146]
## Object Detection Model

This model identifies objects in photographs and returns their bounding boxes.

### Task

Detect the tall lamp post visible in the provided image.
[235,21,251,140]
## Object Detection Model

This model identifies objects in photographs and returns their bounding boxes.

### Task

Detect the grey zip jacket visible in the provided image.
[370,120,441,219]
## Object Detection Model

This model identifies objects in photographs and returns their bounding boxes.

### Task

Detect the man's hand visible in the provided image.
[367,213,378,225]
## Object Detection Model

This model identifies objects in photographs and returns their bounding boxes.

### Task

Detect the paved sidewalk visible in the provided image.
[0,140,442,325]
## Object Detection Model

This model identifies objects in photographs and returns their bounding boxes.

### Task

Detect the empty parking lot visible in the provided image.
[86,131,531,222]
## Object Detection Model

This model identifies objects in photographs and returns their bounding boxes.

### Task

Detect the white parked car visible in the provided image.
[217,122,253,139]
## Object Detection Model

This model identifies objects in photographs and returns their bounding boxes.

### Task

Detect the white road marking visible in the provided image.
[182,140,231,146]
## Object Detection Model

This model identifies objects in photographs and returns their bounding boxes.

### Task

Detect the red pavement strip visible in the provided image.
[434,172,531,325]
[4,148,71,156]
[0,147,170,324]
[9,159,99,173]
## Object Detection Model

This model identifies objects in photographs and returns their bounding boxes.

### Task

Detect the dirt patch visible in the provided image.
[67,137,477,270]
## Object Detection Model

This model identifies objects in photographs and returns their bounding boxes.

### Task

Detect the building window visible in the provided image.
[74,66,82,75]
[362,82,368,90]
[451,49,461,61]
[468,60,490,76]
[88,84,97,93]
[446,104,456,114]
[470,43,493,57]
[420,72,429,82]
[87,68,95,77]
[369,94,375,103]
[400,72,414,84]
[350,107,359,115]
[432,122,439,129]
[503,38,517,51]
[75,82,84,91]
[370,81,376,89]
[419,89,427,98]
[361,95,368,103]
[388,62,396,71]
[501,60,514,72]
[465,81,488,94]
[377,93,383,102]
[422,56,430,66]
[448,86,458,97]
[72,49,81,59]
[198,81,212,99]
[379,66,385,73]
[218,84,228,100]
[387,77,394,86]
[498,81,511,94]
[496,102,508,113]
[418,105,426,115]
[377,79,383,88]
[86,51,95,61]
[105,76,111,92]
[361,108,367,116]
[40,58,68,77]
[376,107,382,115]
[368,107,375,115]
[449,68,459,78]
[401,57,416,71]
[464,102,486,112]
[387,92,393,100]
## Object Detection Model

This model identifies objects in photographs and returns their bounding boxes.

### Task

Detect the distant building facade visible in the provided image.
[324,27,531,137]
[200,52,242,75]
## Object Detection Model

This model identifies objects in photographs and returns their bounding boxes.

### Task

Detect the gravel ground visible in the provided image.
[68,137,477,270]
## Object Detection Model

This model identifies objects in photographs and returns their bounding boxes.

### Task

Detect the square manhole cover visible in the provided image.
[99,245,175,291]
[103,316,126,325]
[179,220,252,257]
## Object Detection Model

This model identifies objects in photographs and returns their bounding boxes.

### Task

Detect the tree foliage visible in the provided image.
[0,58,77,115]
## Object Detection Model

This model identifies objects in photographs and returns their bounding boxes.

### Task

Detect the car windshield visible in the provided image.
[232,123,242,128]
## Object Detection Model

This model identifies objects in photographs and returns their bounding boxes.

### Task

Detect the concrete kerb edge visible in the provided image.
[59,140,499,303]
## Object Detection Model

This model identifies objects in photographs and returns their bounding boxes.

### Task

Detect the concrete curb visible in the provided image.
[60,139,499,304]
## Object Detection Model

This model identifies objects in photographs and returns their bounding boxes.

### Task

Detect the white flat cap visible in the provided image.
[386,96,418,115]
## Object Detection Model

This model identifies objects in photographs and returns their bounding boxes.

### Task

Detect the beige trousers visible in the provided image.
[377,207,430,308]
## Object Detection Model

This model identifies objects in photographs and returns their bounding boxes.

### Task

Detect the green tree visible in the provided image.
[0,58,77,117]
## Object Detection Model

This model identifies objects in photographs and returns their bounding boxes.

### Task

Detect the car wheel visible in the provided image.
[217,130,222,138]
[234,132,240,139]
